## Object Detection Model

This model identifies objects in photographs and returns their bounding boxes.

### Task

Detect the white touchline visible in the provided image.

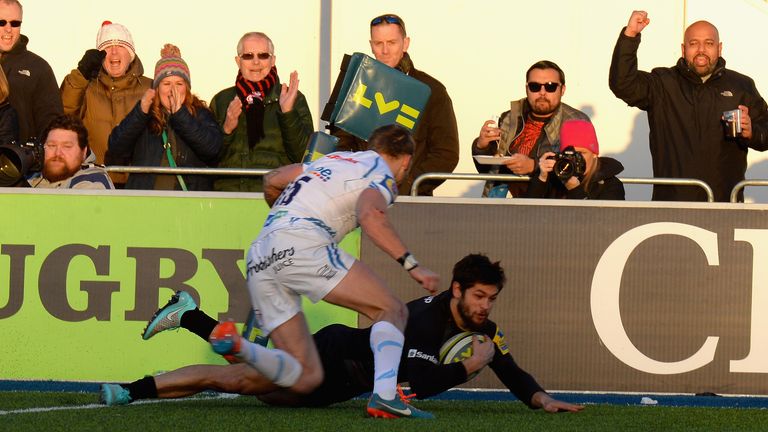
[0,393,239,416]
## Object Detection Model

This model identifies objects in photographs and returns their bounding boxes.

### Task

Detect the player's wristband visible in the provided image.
[397,252,419,272]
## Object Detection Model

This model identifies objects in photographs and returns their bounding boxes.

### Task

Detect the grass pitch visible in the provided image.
[2,391,768,432]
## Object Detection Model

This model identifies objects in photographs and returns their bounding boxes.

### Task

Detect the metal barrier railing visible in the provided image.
[104,167,716,202]
[730,180,768,203]
[411,173,715,202]
[105,166,270,177]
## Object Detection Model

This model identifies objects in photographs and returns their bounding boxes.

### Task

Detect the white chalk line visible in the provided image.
[0,392,239,416]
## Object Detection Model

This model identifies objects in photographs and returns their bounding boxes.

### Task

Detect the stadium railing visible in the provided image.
[730,179,768,203]
[410,172,716,202]
[104,167,717,203]
[106,166,271,177]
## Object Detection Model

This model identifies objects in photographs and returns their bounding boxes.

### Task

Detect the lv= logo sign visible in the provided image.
[351,83,421,129]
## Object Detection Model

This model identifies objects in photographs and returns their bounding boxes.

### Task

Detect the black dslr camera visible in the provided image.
[548,146,586,183]
[0,138,44,187]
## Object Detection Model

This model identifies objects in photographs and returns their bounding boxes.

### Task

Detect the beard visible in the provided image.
[688,54,717,77]
[457,296,488,331]
[531,97,559,116]
[43,158,81,183]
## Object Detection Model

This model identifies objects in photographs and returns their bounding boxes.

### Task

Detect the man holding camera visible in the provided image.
[472,60,590,198]
[28,114,114,189]
[609,11,768,202]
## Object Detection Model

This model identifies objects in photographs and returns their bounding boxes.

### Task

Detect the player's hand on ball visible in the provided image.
[472,335,495,368]
[409,266,439,295]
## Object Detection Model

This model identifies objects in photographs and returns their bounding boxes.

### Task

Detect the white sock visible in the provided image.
[369,321,404,400]
[236,340,302,388]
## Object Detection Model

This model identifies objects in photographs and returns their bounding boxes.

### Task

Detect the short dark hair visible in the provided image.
[368,124,414,157]
[370,13,407,37]
[451,254,506,293]
[41,114,89,150]
[526,60,565,85]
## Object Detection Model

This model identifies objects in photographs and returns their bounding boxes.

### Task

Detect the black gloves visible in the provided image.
[77,49,106,79]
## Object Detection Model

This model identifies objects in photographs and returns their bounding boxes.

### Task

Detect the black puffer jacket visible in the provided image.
[107,102,223,191]
[0,35,62,143]
[609,29,768,202]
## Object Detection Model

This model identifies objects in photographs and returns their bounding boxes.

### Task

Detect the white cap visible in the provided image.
[96,21,136,62]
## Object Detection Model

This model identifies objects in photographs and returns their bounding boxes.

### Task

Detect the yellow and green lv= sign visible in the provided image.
[351,84,422,129]
[330,52,431,141]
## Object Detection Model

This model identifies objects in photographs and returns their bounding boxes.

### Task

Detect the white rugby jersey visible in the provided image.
[263,151,398,243]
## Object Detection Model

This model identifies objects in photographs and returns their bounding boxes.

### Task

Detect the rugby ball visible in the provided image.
[438,331,488,380]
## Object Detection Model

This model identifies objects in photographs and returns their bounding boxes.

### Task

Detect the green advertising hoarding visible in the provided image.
[0,190,358,382]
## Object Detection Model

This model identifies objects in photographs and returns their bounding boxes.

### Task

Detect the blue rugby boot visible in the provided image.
[366,392,434,419]
[142,291,197,340]
[99,384,132,406]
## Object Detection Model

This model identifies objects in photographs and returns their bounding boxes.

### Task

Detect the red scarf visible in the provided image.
[235,67,278,147]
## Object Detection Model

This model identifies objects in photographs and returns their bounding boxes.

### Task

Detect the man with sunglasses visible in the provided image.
[331,13,459,196]
[0,0,62,144]
[210,32,313,192]
[610,11,768,202]
[472,60,590,198]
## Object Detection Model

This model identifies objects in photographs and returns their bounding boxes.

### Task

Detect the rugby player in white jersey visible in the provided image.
[128,124,440,419]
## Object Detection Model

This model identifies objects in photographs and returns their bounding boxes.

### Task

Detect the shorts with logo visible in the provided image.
[246,225,355,334]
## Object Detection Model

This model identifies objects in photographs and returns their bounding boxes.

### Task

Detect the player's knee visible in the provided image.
[289,364,324,395]
[384,298,408,329]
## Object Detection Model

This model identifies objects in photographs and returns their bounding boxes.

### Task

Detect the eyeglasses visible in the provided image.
[527,82,561,93]
[371,15,402,26]
[0,20,21,28]
[239,52,272,61]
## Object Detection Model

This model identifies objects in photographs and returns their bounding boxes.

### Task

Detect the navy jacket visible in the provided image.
[108,102,223,191]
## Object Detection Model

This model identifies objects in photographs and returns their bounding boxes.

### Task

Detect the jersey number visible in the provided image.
[274,175,312,207]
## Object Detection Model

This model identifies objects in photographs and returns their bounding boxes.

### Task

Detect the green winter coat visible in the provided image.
[210,80,313,192]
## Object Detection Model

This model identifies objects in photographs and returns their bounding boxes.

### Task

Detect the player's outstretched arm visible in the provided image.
[264,164,304,207]
[357,188,409,259]
[531,391,584,413]
[357,189,439,294]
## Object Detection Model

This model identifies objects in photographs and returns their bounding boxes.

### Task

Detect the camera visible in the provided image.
[0,138,44,187]
[723,109,742,138]
[548,146,586,183]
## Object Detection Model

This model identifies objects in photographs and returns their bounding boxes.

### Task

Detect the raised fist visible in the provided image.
[625,10,650,37]
[77,49,106,80]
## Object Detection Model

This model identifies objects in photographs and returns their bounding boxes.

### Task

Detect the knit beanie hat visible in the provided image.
[560,119,599,155]
[153,44,191,89]
[96,21,136,62]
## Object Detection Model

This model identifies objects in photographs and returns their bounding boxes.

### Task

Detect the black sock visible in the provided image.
[125,376,158,400]
[179,308,218,341]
